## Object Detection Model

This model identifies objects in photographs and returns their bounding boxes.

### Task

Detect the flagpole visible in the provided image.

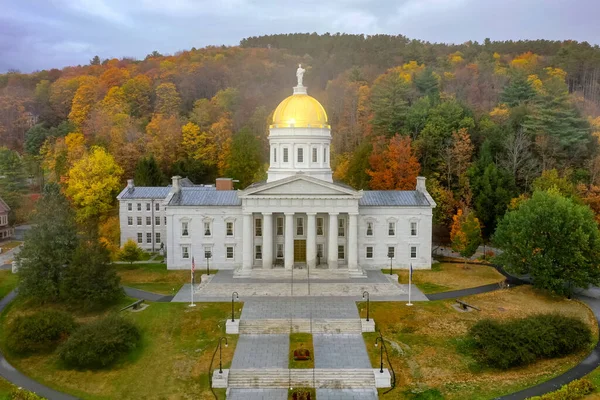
[407,262,413,306]
[189,248,196,308]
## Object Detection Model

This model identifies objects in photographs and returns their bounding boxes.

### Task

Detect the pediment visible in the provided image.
[241,175,359,197]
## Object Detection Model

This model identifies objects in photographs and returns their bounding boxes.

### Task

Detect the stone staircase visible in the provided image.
[227,368,376,389]
[239,318,363,334]
[235,267,353,280]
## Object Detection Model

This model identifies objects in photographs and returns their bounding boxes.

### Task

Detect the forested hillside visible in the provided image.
[2,32,600,245]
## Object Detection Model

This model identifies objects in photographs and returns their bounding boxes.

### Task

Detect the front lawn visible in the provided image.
[363,286,597,400]
[115,262,192,295]
[0,299,236,400]
[0,271,18,300]
[0,377,14,400]
[385,262,505,294]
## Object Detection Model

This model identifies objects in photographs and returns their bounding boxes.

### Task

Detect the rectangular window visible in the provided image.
[128,216,133,226]
[226,221,234,236]
[146,233,152,243]
[182,246,189,259]
[276,243,284,259]
[204,246,212,259]
[410,246,417,259]
[316,217,324,236]
[366,222,373,236]
[273,148,277,163]
[312,147,317,163]
[388,246,395,259]
[411,222,418,236]
[338,245,345,260]
[255,218,262,237]
[255,245,262,260]
[146,203,150,211]
[137,217,142,226]
[226,246,234,259]
[164,216,167,225]
[137,233,142,243]
[276,217,284,236]
[155,203,160,211]
[296,217,304,236]
[204,222,211,236]
[317,244,324,259]
[146,216,151,225]
[283,148,289,163]
[155,232,161,243]
[366,246,373,259]
[338,218,345,237]
[182,222,189,236]
[388,222,396,236]
[128,203,132,211]
[297,147,303,163]
[137,203,141,211]
[155,216,160,226]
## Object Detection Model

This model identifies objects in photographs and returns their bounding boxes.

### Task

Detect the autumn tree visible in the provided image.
[367,135,420,190]
[226,128,263,188]
[154,82,181,115]
[145,114,183,172]
[69,76,100,127]
[450,208,482,259]
[0,147,27,216]
[122,75,153,117]
[119,239,144,265]
[65,146,123,222]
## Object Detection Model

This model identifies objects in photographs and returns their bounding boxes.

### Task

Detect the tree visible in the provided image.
[450,208,482,259]
[415,68,440,102]
[500,74,536,107]
[119,239,144,265]
[0,147,27,215]
[370,69,411,136]
[134,155,164,186]
[344,140,372,189]
[65,146,123,222]
[367,135,420,190]
[145,114,184,173]
[90,55,101,65]
[154,83,181,115]
[61,238,123,310]
[494,190,600,296]
[17,183,79,302]
[24,124,49,155]
[122,75,152,117]
[69,76,99,127]
[225,128,263,188]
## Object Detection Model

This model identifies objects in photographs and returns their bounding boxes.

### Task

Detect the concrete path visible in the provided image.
[227,388,287,400]
[426,283,504,301]
[317,388,378,399]
[241,297,359,320]
[313,334,371,369]
[122,286,173,302]
[0,246,20,266]
[231,335,289,369]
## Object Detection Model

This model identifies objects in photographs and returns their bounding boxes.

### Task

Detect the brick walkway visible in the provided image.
[231,335,289,369]
[313,334,371,369]
[317,389,378,400]
[227,388,287,400]
[241,297,359,319]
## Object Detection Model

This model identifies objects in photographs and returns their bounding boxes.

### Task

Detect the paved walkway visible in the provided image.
[317,388,378,400]
[313,334,371,369]
[228,388,287,400]
[231,335,289,369]
[123,286,173,302]
[241,297,359,319]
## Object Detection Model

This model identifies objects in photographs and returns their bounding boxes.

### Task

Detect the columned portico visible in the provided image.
[306,212,317,268]
[348,213,358,272]
[262,213,273,269]
[327,212,338,269]
[242,213,253,271]
[284,213,294,269]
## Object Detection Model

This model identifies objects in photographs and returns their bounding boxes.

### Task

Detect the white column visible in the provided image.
[285,212,294,269]
[307,212,316,268]
[327,212,338,269]
[262,213,273,269]
[348,213,358,271]
[242,213,253,270]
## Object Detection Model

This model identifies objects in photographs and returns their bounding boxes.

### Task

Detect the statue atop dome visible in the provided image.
[296,64,305,87]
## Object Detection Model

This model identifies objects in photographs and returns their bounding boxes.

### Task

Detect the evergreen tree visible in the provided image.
[370,71,412,136]
[500,75,537,107]
[415,68,440,102]
[134,155,164,186]
[17,183,79,302]
[0,147,27,220]
[170,158,216,185]
[90,55,101,65]
[24,124,49,156]
[226,128,263,188]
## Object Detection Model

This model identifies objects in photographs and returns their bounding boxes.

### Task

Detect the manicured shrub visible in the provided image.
[469,314,592,369]
[529,378,594,399]
[6,310,77,355]
[58,314,141,369]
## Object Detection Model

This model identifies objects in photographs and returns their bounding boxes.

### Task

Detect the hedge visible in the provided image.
[5,310,77,355]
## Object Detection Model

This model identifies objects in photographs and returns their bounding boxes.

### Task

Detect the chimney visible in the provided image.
[127,179,135,193]
[416,176,426,193]
[171,176,181,194]
[216,178,234,191]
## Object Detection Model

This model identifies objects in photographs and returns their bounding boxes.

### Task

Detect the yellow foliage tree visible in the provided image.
[527,74,543,92]
[65,146,123,222]
[181,121,217,163]
[69,76,99,127]
[146,114,183,171]
[449,52,465,65]
[489,104,510,124]
[99,215,121,259]
[510,51,539,72]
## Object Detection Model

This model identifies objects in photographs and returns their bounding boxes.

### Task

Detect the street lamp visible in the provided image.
[231,291,239,322]
[218,336,228,373]
[206,250,212,276]
[375,337,384,373]
[362,291,370,322]
[388,250,394,276]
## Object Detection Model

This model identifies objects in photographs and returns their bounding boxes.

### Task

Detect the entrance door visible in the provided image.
[294,240,307,262]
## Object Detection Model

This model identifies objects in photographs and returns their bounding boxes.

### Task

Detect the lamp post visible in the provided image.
[362,291,370,322]
[231,291,239,322]
[206,251,212,276]
[388,250,393,275]
[218,336,228,373]
[375,337,384,373]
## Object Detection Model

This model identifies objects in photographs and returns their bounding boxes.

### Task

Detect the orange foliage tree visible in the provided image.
[367,135,420,190]
[450,208,482,259]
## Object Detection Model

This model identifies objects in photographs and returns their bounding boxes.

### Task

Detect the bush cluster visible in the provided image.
[58,315,141,369]
[11,388,47,400]
[6,310,77,355]
[529,378,595,400]
[469,314,592,369]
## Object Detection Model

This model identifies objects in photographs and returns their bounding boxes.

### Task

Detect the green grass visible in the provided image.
[115,263,194,295]
[289,333,314,369]
[0,299,238,400]
[0,271,18,300]
[0,377,14,400]
[0,241,22,252]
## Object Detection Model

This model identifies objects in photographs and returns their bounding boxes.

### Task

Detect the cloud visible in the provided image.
[59,0,131,25]
[51,40,93,53]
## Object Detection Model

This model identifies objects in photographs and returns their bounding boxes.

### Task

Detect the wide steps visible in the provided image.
[227,368,376,389]
[239,319,363,334]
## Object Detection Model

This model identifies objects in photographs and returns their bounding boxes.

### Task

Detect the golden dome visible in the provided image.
[271,93,330,129]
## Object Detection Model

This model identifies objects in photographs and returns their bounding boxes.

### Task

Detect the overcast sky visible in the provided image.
[1,0,599,73]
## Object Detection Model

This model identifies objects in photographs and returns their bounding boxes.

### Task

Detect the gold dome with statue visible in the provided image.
[270,64,330,129]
